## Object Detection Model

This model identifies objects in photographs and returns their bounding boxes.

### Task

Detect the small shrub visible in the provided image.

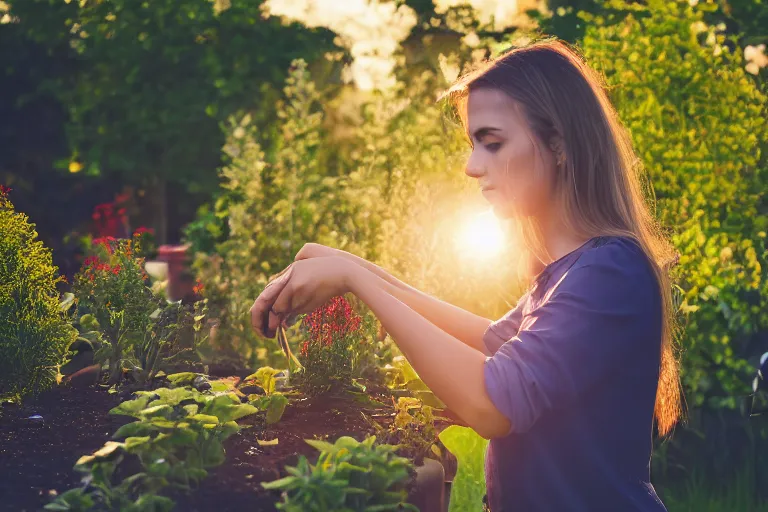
[72,235,159,385]
[297,295,373,395]
[262,435,417,512]
[0,187,77,402]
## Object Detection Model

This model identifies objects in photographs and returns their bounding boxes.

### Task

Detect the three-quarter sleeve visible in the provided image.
[482,292,529,356]
[483,243,661,434]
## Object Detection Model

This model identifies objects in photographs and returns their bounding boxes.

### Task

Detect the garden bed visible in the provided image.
[1,377,456,512]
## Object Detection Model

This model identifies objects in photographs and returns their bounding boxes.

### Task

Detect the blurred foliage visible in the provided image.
[1,0,341,242]
[579,0,768,411]
[0,189,77,402]
[187,27,523,367]
[439,426,488,512]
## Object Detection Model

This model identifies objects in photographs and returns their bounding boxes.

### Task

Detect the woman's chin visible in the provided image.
[490,203,516,220]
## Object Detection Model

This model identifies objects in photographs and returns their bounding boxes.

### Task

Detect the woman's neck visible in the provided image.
[534,203,592,266]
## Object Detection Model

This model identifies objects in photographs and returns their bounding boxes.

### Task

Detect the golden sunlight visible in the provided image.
[454,209,506,259]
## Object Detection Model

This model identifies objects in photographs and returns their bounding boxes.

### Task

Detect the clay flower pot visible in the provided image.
[407,457,448,512]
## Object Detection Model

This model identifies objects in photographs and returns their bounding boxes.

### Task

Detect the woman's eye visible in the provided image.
[486,142,502,152]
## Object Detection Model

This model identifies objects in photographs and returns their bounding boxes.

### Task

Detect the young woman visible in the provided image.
[250,38,683,511]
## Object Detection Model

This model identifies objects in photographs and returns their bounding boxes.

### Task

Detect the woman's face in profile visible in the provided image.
[464,88,557,220]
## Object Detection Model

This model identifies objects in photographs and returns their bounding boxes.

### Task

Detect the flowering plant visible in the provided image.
[297,295,373,394]
[72,234,159,385]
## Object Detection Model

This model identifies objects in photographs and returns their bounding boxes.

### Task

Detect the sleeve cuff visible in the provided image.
[483,355,518,437]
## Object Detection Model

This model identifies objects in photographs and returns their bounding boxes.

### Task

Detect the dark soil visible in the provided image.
[174,389,396,511]
[0,385,128,512]
[0,381,453,512]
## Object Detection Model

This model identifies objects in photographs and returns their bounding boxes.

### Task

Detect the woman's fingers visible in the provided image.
[250,265,294,337]
[270,280,298,330]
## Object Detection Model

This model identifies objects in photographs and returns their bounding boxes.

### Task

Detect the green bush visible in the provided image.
[189,50,524,369]
[0,188,77,401]
[262,435,416,512]
[190,59,379,367]
[580,0,768,409]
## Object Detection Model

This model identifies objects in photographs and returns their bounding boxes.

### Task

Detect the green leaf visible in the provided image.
[412,390,446,409]
[305,439,336,453]
[166,372,199,387]
[75,441,124,467]
[124,436,152,451]
[439,426,488,512]
[59,293,75,313]
[132,494,175,512]
[201,438,225,467]
[190,413,220,425]
[202,396,257,422]
[110,395,151,417]
[265,393,288,425]
[79,314,100,331]
[44,488,95,510]
[252,366,280,395]
[139,404,172,418]
[113,421,154,439]
[261,475,297,490]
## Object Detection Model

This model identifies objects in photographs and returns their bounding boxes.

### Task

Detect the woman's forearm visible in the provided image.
[344,263,511,439]
[338,250,494,354]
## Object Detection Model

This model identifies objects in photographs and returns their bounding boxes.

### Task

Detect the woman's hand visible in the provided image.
[249,256,351,338]
[294,242,342,261]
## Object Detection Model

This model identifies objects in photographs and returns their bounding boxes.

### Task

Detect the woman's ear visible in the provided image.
[549,135,566,167]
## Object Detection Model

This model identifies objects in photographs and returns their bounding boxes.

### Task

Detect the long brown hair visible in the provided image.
[444,37,683,436]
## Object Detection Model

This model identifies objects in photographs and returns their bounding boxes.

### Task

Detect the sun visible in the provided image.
[455,210,506,259]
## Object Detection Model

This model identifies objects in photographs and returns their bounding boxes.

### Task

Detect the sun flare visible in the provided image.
[455,210,506,259]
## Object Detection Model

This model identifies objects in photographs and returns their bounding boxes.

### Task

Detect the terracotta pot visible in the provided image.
[157,244,193,301]
[407,457,446,512]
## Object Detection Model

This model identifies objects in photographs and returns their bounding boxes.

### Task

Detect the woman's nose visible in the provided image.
[465,151,485,179]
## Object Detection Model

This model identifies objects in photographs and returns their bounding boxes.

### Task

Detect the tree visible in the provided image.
[5,0,339,242]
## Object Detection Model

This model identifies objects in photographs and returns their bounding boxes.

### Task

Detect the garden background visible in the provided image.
[1,0,767,510]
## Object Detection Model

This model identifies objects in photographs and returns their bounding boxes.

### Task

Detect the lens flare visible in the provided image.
[455,210,506,259]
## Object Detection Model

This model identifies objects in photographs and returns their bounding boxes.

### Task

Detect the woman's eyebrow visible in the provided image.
[472,127,502,140]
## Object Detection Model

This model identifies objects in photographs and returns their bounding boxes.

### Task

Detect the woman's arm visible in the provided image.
[338,250,494,354]
[344,262,512,439]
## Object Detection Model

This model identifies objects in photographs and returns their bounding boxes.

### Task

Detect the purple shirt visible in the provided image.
[483,236,667,511]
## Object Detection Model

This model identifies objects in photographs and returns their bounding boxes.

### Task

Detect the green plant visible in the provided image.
[128,299,209,385]
[0,187,77,402]
[47,386,258,511]
[382,396,442,464]
[297,295,373,395]
[244,366,290,425]
[262,435,417,512]
[72,235,159,385]
[438,426,488,512]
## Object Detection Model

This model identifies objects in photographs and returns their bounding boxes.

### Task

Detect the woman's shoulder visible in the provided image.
[575,235,654,275]
[559,235,660,303]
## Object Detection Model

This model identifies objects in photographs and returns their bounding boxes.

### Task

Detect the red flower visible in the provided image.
[92,236,117,254]
[304,296,362,350]
[83,256,100,267]
[193,279,204,295]
[111,265,121,275]
[0,185,11,196]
